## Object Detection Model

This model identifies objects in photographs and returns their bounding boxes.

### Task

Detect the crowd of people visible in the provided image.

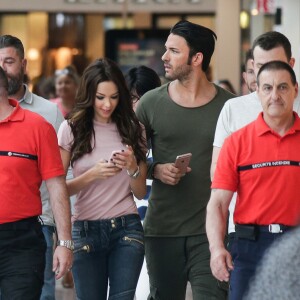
[0,19,300,300]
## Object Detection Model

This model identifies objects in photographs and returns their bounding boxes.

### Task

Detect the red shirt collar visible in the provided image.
[256,111,300,136]
[1,99,24,123]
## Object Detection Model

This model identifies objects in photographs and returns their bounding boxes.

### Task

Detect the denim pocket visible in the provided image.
[125,216,144,234]
[123,235,144,246]
[72,227,82,240]
[72,225,94,254]
[123,230,145,253]
[124,217,144,248]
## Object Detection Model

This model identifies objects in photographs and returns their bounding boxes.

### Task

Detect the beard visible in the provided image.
[165,64,192,82]
[7,70,24,96]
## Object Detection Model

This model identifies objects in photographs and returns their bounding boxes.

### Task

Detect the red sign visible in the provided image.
[257,0,275,13]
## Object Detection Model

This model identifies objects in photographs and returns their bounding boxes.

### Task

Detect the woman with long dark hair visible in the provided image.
[58,58,147,300]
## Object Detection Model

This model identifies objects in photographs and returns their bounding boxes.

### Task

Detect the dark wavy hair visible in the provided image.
[68,58,146,166]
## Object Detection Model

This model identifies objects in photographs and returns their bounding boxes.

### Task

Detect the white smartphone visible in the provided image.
[174,153,192,173]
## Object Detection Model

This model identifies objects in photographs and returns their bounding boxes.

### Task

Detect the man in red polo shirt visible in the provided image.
[0,66,73,300]
[206,60,300,300]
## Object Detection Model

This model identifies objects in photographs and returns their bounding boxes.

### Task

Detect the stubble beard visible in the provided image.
[165,57,192,82]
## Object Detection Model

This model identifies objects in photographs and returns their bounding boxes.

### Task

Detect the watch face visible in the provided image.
[59,240,74,250]
[67,240,75,250]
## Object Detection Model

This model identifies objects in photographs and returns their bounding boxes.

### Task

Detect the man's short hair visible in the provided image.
[252,31,292,61]
[257,60,297,86]
[170,20,217,72]
[0,35,25,59]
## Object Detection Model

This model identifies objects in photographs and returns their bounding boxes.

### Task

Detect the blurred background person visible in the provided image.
[126,65,161,112]
[36,76,56,99]
[126,65,161,299]
[51,65,79,289]
[242,49,257,94]
[32,75,56,99]
[126,65,161,218]
[52,65,79,289]
[50,65,80,118]
[215,79,237,95]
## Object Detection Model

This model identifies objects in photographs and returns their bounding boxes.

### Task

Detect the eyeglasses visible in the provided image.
[131,94,140,104]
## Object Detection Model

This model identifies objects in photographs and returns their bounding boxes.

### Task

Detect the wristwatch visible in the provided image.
[57,240,74,251]
[127,166,140,179]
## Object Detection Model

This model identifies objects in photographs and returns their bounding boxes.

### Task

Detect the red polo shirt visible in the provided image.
[212,112,300,226]
[0,99,65,223]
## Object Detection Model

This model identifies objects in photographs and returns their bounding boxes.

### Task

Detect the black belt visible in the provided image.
[0,216,39,231]
[256,224,293,233]
[235,224,293,240]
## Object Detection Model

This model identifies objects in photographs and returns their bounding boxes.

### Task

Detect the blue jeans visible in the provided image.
[40,225,56,300]
[72,214,144,300]
[229,231,287,300]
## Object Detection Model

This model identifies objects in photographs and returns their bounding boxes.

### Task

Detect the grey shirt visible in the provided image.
[20,84,64,226]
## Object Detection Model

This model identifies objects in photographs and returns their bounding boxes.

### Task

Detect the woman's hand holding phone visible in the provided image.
[109,146,138,175]
[90,159,121,180]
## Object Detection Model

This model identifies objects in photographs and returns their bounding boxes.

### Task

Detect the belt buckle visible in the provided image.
[268,224,282,233]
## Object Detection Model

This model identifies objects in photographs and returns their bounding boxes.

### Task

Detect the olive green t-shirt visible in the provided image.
[136,83,235,237]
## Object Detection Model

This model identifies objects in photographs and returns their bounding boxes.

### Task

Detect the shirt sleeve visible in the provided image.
[213,101,232,148]
[136,98,158,179]
[57,120,73,152]
[53,107,64,133]
[211,135,239,192]
[136,96,155,142]
[38,122,65,180]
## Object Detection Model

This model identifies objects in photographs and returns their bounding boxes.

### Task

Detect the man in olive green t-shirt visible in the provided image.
[136,20,235,300]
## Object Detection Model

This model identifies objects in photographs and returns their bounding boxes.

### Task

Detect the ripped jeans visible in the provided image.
[72,214,144,300]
